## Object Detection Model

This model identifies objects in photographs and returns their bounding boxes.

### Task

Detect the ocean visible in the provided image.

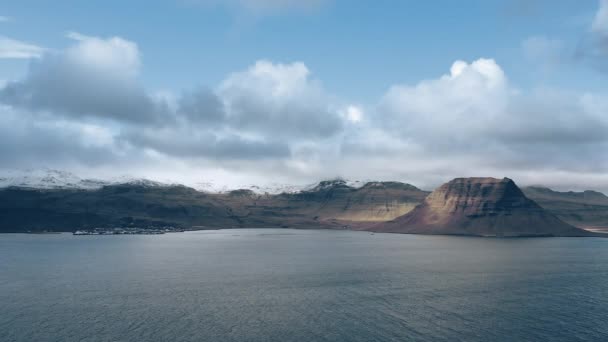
[1,229,607,341]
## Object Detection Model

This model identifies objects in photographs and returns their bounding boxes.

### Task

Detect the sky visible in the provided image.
[1,0,608,191]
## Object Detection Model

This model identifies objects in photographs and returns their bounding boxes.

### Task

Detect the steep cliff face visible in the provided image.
[374,177,594,237]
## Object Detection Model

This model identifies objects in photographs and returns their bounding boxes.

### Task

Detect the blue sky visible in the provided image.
[2,0,602,98]
[1,1,608,191]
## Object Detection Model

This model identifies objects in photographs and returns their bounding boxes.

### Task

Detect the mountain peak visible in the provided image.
[374,177,592,237]
[305,179,354,193]
[0,169,107,190]
[0,169,178,191]
[360,181,421,192]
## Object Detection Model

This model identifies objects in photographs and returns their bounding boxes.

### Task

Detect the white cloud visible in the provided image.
[0,16,11,23]
[65,31,141,79]
[380,58,508,142]
[2,30,608,191]
[370,58,608,187]
[0,33,165,124]
[340,105,364,123]
[218,60,343,138]
[117,59,349,166]
[0,36,45,59]
[227,60,310,98]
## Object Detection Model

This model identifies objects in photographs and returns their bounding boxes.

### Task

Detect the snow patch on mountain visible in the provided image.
[193,181,310,194]
[0,169,174,190]
[0,169,106,190]
[0,169,377,194]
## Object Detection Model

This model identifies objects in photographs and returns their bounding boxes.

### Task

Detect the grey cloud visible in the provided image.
[0,55,170,125]
[172,61,345,139]
[496,94,608,145]
[3,32,607,192]
[0,107,122,167]
[0,37,336,169]
[122,128,290,160]
[221,90,343,138]
[217,60,344,139]
[177,88,225,125]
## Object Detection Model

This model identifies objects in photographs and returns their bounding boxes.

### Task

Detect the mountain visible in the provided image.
[372,177,595,237]
[0,183,237,232]
[0,179,428,232]
[0,169,176,190]
[284,180,427,223]
[523,186,608,232]
[0,169,109,190]
[194,181,308,195]
[0,169,364,195]
[1,172,605,236]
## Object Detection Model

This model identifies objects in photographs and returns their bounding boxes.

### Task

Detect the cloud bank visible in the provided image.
[0,26,607,191]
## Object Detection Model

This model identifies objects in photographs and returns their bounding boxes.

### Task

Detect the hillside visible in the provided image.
[523,186,608,232]
[373,178,595,237]
[2,175,606,235]
[0,180,427,232]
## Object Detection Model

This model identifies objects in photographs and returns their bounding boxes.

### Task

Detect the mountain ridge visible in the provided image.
[0,177,427,232]
[1,171,606,236]
[372,177,597,237]
[522,186,608,231]
[0,169,415,195]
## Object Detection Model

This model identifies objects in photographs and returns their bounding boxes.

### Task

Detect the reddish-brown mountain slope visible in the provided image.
[373,177,596,237]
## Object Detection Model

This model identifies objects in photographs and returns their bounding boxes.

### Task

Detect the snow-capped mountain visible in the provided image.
[299,179,371,192]
[0,169,173,190]
[0,169,372,194]
[0,169,305,193]
[0,169,108,190]
[193,179,374,194]
[193,181,309,195]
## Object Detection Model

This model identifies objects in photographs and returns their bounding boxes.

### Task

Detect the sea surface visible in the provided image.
[1,229,608,342]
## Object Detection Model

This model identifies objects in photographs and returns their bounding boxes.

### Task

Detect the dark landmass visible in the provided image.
[73,227,184,235]
[1,177,606,237]
[372,178,598,237]
[0,180,427,233]
[522,186,608,232]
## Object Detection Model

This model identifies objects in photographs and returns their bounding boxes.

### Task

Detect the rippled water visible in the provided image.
[1,229,608,342]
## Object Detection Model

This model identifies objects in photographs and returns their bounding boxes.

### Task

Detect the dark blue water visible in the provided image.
[1,229,608,342]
